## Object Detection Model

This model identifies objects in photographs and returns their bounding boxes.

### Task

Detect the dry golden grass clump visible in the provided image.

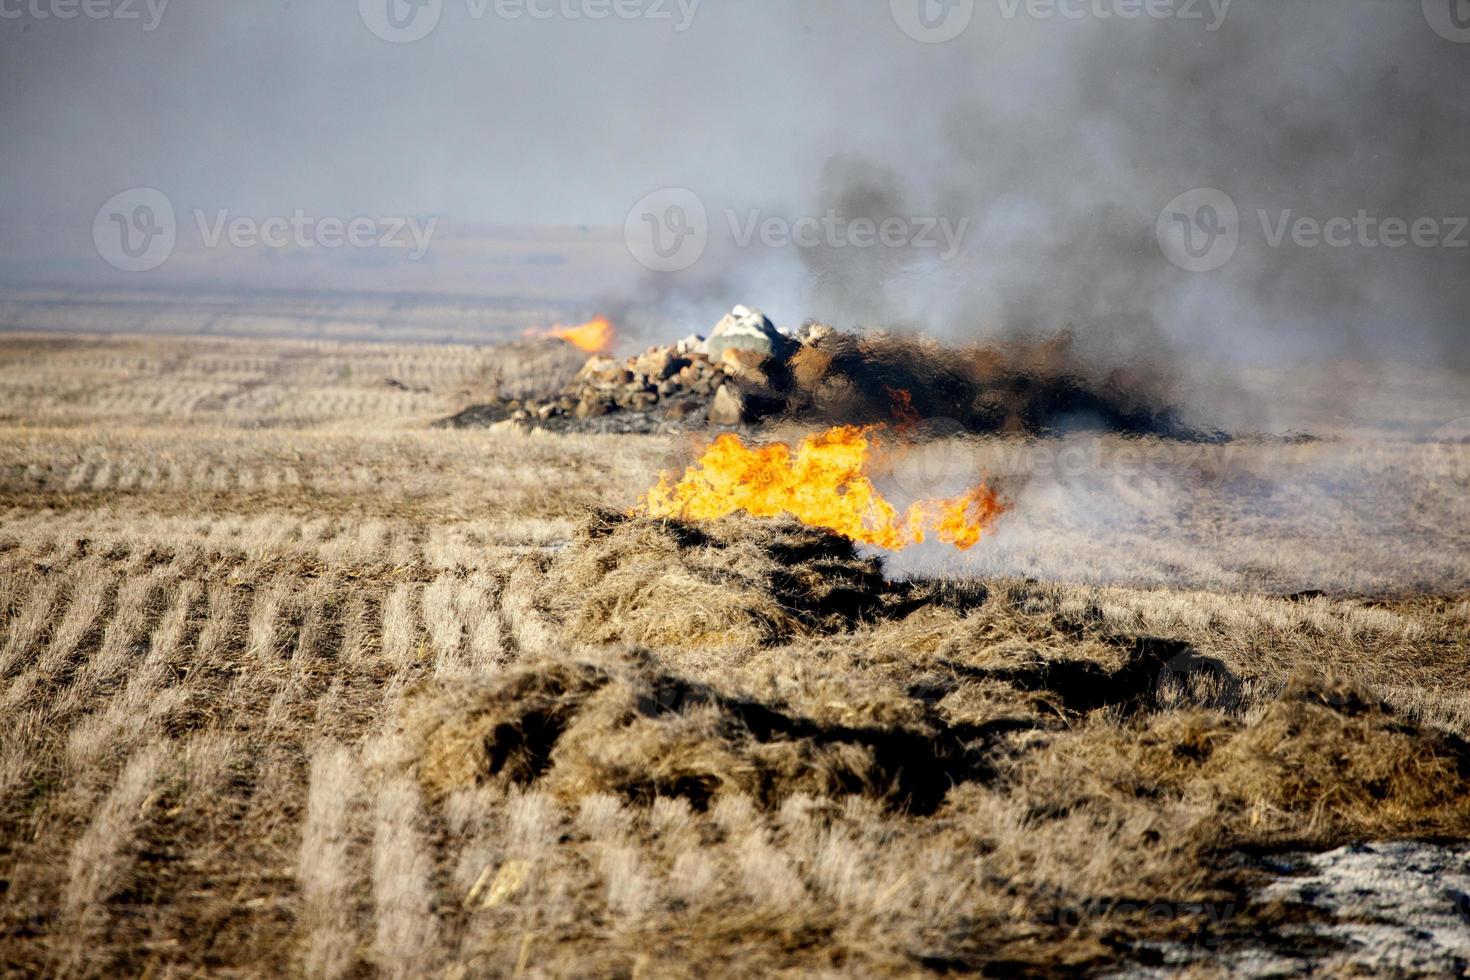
[397,649,988,813]
[1207,676,1470,838]
[1017,673,1470,852]
[400,630,1470,853]
[531,510,921,650]
[403,659,606,792]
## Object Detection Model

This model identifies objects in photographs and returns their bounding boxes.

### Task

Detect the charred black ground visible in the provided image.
[777,328,1212,440]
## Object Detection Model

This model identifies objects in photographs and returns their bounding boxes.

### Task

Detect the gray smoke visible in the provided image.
[766,2,1470,375]
[1,0,1466,377]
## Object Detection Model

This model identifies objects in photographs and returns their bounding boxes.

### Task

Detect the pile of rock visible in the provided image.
[440,305,795,433]
[440,304,1199,439]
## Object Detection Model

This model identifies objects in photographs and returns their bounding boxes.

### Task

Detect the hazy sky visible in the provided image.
[2,0,1467,364]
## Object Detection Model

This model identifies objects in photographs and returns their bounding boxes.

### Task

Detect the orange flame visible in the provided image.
[524,314,615,353]
[637,425,1005,551]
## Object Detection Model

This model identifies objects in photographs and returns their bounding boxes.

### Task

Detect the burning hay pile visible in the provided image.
[637,424,1006,551]
[442,305,1207,439]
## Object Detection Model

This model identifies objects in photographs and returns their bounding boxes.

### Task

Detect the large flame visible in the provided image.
[637,425,1005,551]
[524,314,615,353]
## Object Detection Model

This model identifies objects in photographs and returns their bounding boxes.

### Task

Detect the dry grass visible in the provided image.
[532,509,909,650]
[61,743,170,974]
[297,744,363,980]
[370,774,441,978]
[0,332,1466,976]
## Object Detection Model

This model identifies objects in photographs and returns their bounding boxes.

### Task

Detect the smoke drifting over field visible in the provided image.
[786,3,1470,370]
[1,2,1466,374]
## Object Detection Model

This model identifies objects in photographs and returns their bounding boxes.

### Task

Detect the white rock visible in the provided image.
[674,333,707,355]
[706,305,786,360]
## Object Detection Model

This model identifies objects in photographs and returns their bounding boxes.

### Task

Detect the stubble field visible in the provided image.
[1,331,1467,977]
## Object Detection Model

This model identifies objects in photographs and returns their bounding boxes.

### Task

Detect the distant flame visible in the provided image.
[524,314,615,353]
[884,386,920,434]
[637,425,1005,551]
